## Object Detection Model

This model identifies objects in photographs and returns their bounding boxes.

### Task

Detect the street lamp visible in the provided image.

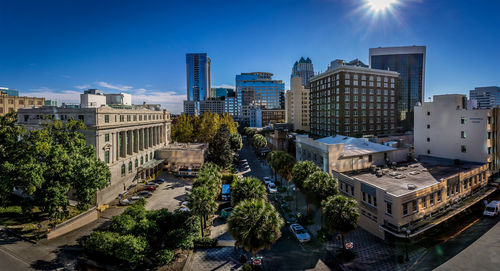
[402,227,411,261]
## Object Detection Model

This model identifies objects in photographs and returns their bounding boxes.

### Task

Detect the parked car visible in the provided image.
[137,185,156,192]
[146,181,160,187]
[284,212,297,224]
[134,191,153,198]
[263,177,272,185]
[221,207,233,219]
[152,178,165,184]
[483,200,500,216]
[119,198,138,206]
[267,182,277,193]
[289,223,311,243]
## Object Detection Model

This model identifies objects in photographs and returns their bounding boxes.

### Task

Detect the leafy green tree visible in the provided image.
[157,249,175,265]
[322,195,359,250]
[188,186,217,237]
[171,114,194,143]
[195,112,220,143]
[109,214,137,235]
[208,124,233,168]
[84,231,119,256]
[228,199,284,256]
[230,177,267,206]
[113,234,148,264]
[194,162,222,198]
[291,161,321,191]
[230,133,243,152]
[303,171,338,206]
[220,113,238,135]
[243,127,255,137]
[251,134,267,149]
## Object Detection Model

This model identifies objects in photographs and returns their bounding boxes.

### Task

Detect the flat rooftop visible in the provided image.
[347,156,485,197]
[161,143,207,151]
[316,135,396,157]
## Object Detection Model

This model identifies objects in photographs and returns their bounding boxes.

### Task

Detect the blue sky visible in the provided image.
[0,0,499,113]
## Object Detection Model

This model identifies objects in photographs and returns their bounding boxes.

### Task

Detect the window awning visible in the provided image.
[142,159,163,169]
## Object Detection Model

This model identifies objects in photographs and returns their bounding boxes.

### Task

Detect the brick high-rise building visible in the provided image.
[309,63,400,137]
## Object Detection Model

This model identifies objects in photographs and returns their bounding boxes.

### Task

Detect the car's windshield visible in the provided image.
[486,207,496,212]
[296,229,306,234]
[270,184,276,188]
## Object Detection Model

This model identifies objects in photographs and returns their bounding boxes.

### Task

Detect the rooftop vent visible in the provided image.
[407,184,417,190]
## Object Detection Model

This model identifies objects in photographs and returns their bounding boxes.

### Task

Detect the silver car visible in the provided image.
[290,223,311,243]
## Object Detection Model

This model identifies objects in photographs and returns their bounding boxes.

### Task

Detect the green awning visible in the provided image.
[142,159,163,169]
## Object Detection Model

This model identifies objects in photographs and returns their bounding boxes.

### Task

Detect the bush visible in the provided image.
[157,249,175,266]
[194,236,217,248]
[109,214,136,235]
[123,201,146,221]
[85,231,118,256]
[113,235,148,264]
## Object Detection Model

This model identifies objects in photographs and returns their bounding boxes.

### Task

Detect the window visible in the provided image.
[430,193,435,205]
[140,156,144,165]
[427,111,430,116]
[78,115,84,121]
[422,196,427,208]
[127,115,131,122]
[403,203,408,216]
[145,155,148,162]
[412,200,418,213]
[121,164,126,176]
[461,117,467,124]
[437,191,442,202]
[150,153,153,159]
[105,134,110,142]
[104,151,110,164]
[461,145,467,153]
[350,186,354,196]
[120,115,124,122]
[134,115,137,121]
[427,137,430,142]
[368,155,372,162]
[135,159,138,168]
[128,161,133,172]
[427,124,430,129]
[461,131,466,138]
[104,115,109,123]
[386,202,392,215]
[19,100,24,105]
[427,150,431,154]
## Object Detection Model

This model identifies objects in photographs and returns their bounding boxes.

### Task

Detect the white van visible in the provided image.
[483,201,500,217]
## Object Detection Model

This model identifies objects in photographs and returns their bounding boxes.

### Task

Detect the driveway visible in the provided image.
[145,172,193,211]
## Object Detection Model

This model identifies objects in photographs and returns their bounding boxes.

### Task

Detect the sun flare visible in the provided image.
[366,0,397,12]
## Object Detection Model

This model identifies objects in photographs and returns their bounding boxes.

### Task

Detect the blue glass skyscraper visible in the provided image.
[369,46,426,131]
[291,57,314,88]
[186,53,211,101]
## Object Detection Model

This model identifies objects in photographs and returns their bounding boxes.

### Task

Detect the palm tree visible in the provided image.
[194,162,222,199]
[252,134,267,149]
[228,199,284,256]
[322,195,359,250]
[266,151,278,182]
[303,171,338,214]
[230,177,267,207]
[188,186,217,237]
[291,161,321,210]
[275,152,296,193]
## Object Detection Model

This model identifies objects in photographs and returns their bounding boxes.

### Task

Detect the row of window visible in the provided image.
[312,74,396,84]
[312,88,396,97]
[0,99,43,105]
[104,113,164,124]
[118,152,154,175]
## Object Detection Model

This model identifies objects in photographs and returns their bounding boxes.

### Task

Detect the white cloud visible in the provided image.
[24,88,81,104]
[212,84,235,89]
[132,91,186,114]
[74,84,91,89]
[96,81,133,91]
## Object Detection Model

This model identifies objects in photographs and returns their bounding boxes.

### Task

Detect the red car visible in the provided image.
[137,185,156,192]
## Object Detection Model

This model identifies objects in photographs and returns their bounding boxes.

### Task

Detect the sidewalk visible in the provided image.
[434,220,500,271]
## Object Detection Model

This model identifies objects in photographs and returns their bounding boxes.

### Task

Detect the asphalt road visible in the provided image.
[0,247,32,271]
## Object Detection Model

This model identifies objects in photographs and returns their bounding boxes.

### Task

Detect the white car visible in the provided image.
[119,198,138,206]
[483,201,500,216]
[145,181,160,188]
[290,223,311,243]
[263,177,272,185]
[134,191,153,198]
[267,182,277,193]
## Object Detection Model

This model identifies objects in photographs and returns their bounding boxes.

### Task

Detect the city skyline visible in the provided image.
[1,0,499,113]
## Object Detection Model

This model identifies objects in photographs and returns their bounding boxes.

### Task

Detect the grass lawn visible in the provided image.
[0,205,83,240]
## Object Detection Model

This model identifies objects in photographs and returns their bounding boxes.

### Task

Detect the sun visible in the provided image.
[365,0,398,12]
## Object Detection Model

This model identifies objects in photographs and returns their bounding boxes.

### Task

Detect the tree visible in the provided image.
[274,152,296,192]
[291,161,321,191]
[171,114,194,143]
[228,199,284,256]
[322,195,359,250]
[220,113,238,135]
[230,133,243,153]
[251,134,267,149]
[194,162,222,198]
[303,171,338,206]
[188,186,217,237]
[243,127,255,137]
[194,112,220,143]
[230,177,267,206]
[208,124,233,168]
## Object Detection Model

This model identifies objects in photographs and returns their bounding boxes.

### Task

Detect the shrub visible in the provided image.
[157,249,175,266]
[113,235,148,264]
[84,231,118,256]
[194,236,217,248]
[109,214,136,235]
[123,201,147,221]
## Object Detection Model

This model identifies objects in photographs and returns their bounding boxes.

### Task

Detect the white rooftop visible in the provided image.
[316,135,396,157]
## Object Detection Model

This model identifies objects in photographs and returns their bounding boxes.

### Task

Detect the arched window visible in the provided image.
[121,164,126,176]
[128,161,132,172]
[141,156,144,165]
[150,152,153,160]
[135,159,138,168]
[145,155,148,162]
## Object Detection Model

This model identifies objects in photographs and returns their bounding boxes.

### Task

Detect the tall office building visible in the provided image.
[236,72,285,126]
[309,61,400,137]
[291,57,314,88]
[469,86,500,109]
[369,46,426,131]
[186,53,211,101]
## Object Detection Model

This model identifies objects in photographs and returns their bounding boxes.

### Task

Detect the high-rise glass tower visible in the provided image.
[369,46,426,131]
[186,53,211,101]
[469,86,500,109]
[291,57,314,88]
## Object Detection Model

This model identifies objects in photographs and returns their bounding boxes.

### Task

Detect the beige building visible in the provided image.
[0,91,45,116]
[285,76,310,132]
[333,157,491,240]
[296,135,408,174]
[17,106,172,204]
[414,94,499,174]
